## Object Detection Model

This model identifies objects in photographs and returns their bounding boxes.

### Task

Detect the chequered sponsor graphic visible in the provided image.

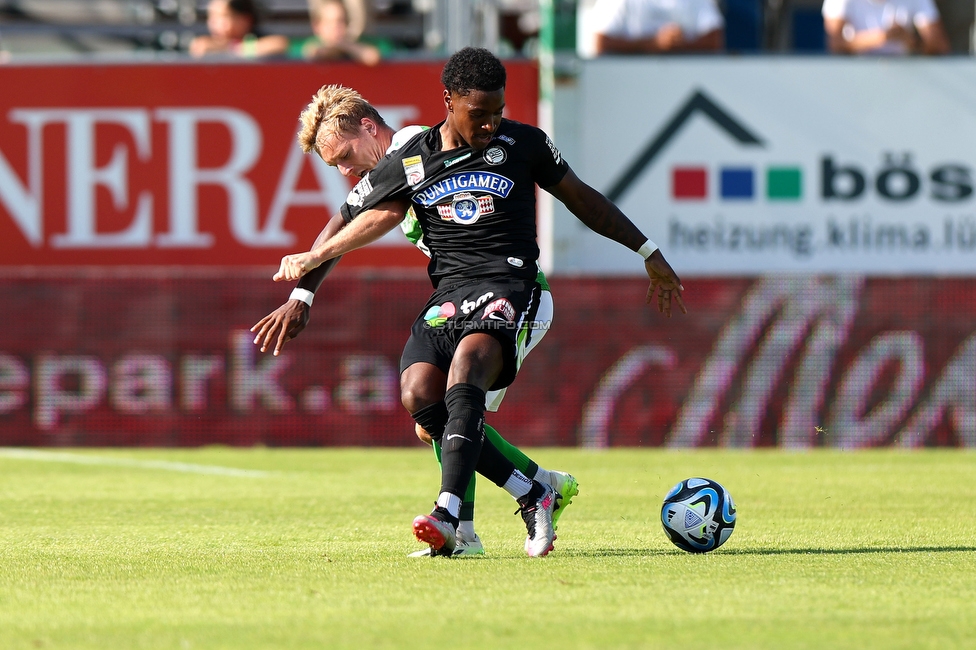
[436,195,494,222]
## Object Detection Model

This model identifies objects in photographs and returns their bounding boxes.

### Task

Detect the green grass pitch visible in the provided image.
[2,447,975,649]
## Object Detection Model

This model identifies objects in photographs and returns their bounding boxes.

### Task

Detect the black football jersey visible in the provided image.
[340,118,569,286]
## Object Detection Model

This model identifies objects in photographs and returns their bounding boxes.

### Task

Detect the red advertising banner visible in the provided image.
[0,61,538,268]
[2,271,974,448]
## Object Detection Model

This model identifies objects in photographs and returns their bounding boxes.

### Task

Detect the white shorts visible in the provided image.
[485,289,553,412]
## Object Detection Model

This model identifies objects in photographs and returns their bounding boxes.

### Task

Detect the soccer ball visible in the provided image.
[661,477,736,553]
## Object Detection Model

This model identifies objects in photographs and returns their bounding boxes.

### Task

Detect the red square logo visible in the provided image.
[673,167,708,199]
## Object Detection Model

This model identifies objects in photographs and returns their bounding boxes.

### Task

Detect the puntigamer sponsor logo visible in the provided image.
[412,171,514,207]
[614,90,976,261]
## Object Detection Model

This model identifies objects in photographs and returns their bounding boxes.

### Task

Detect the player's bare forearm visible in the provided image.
[273,200,406,282]
[296,213,348,293]
[548,169,649,252]
[548,169,687,317]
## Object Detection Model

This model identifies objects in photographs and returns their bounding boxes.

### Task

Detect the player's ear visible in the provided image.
[443,89,453,112]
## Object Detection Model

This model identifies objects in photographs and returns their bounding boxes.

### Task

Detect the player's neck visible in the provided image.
[378,125,395,151]
[438,123,467,152]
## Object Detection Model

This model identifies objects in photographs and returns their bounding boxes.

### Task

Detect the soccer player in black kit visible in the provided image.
[274,47,686,557]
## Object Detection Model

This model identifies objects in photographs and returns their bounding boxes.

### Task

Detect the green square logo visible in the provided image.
[767,167,802,200]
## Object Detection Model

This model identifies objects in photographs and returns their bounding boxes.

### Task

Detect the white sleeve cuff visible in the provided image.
[637,240,658,260]
[289,288,314,306]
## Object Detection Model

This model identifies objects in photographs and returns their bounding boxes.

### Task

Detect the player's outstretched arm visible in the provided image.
[251,213,347,355]
[546,168,686,316]
[273,200,407,282]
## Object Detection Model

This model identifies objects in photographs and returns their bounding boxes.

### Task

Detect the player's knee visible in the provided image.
[415,424,434,446]
[400,380,439,414]
[401,388,430,415]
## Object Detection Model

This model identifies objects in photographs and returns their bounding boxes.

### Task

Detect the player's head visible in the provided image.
[297,84,391,178]
[206,0,258,41]
[441,47,506,151]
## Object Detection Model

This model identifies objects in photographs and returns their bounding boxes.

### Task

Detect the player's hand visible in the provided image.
[249,299,310,356]
[274,252,318,282]
[644,250,686,317]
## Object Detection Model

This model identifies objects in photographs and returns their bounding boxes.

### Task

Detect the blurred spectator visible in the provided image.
[933,0,975,52]
[589,0,724,54]
[822,0,950,54]
[290,0,387,65]
[500,0,542,54]
[189,0,289,59]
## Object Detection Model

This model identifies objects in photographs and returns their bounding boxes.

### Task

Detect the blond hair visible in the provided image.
[297,84,386,154]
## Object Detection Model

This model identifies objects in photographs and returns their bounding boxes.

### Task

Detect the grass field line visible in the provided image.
[0,447,273,477]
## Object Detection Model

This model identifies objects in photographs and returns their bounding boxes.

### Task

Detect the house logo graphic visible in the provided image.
[605,91,804,204]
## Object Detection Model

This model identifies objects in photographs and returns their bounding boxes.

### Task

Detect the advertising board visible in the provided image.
[2,272,972,448]
[0,60,538,267]
[554,58,976,275]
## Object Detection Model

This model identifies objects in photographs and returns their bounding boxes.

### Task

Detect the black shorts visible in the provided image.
[400,276,543,391]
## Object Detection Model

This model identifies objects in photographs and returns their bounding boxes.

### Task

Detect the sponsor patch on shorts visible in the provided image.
[482,298,515,322]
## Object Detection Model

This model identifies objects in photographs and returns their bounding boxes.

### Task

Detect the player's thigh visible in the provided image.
[447,332,505,389]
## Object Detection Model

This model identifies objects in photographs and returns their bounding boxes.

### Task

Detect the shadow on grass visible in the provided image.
[560,546,976,558]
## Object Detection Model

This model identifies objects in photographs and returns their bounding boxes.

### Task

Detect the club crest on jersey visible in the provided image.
[402,155,425,187]
[482,298,516,323]
[436,192,494,224]
[483,146,507,165]
[345,173,373,207]
[413,171,514,207]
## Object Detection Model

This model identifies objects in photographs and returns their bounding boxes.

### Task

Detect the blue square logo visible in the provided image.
[721,168,754,199]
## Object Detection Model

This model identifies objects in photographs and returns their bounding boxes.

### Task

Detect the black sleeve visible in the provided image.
[529,127,570,189]
[296,256,341,293]
[338,152,412,223]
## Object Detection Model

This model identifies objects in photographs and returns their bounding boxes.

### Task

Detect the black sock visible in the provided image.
[439,384,486,498]
[431,506,459,528]
[411,401,449,442]
[519,480,545,504]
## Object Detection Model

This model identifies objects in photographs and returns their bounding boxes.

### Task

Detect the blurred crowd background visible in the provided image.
[0,0,972,62]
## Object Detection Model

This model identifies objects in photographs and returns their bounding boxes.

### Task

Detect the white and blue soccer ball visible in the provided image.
[661,477,736,553]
